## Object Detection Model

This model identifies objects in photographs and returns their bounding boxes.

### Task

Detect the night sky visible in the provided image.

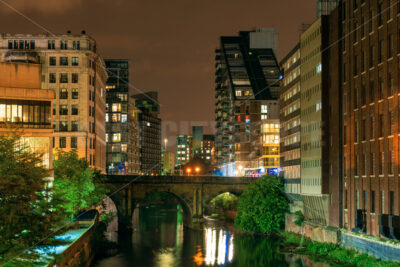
[0,0,315,150]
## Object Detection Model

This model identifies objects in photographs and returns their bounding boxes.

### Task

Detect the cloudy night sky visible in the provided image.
[0,0,316,149]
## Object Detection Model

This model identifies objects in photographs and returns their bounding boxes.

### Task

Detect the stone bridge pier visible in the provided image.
[104,175,256,231]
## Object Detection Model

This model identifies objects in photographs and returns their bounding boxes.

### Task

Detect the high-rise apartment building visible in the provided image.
[133,92,161,175]
[0,32,108,172]
[0,61,54,181]
[280,44,302,209]
[215,29,281,176]
[176,134,191,167]
[105,60,140,175]
[161,149,175,175]
[316,0,339,17]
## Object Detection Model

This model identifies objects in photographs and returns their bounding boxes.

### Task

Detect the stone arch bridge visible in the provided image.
[104,175,257,230]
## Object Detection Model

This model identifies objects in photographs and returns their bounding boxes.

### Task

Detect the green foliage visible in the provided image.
[283,233,399,267]
[0,135,66,265]
[235,175,288,233]
[234,235,287,266]
[53,150,106,218]
[210,192,238,211]
[294,211,304,226]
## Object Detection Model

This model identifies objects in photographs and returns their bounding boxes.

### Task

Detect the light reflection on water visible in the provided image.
[95,205,332,267]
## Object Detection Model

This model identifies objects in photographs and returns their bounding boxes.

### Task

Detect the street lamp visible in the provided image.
[164,138,168,150]
[195,167,200,175]
[186,168,192,175]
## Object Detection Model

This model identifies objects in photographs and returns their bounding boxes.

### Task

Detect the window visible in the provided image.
[353,55,358,76]
[72,104,78,115]
[354,88,358,109]
[388,34,394,58]
[48,40,55,49]
[379,78,384,99]
[379,114,384,137]
[60,40,68,49]
[8,40,12,49]
[72,57,78,66]
[72,89,78,99]
[370,115,375,139]
[60,73,68,83]
[53,105,56,115]
[361,16,365,37]
[30,40,35,49]
[121,114,127,123]
[49,57,56,66]
[72,73,78,83]
[355,155,359,176]
[364,190,367,211]
[378,3,383,26]
[382,190,385,213]
[49,73,56,83]
[390,111,394,135]
[370,153,375,175]
[356,190,360,209]
[362,119,366,141]
[361,50,366,72]
[71,121,78,132]
[380,151,384,175]
[369,10,374,32]
[71,137,78,149]
[371,191,375,213]
[59,137,66,148]
[343,125,347,144]
[59,105,68,115]
[390,191,395,215]
[60,88,68,99]
[389,73,394,96]
[379,40,384,63]
[361,83,366,106]
[355,121,359,143]
[60,57,68,66]
[389,150,394,175]
[369,45,374,67]
[369,81,374,103]
[59,121,68,131]
[73,40,80,50]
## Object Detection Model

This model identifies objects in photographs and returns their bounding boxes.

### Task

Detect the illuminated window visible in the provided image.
[72,73,78,83]
[72,57,79,66]
[121,114,127,123]
[71,137,78,149]
[112,133,121,142]
[112,104,121,112]
[60,57,68,66]
[261,105,268,113]
[59,73,68,83]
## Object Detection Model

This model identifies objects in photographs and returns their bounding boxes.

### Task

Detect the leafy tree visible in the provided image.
[0,135,65,264]
[235,175,288,233]
[53,150,106,219]
[210,192,238,211]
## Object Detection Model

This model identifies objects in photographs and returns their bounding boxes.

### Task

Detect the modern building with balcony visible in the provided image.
[214,28,281,176]
[0,32,108,172]
[280,43,302,209]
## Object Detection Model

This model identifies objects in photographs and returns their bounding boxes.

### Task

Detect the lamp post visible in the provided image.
[164,138,168,150]
[195,167,200,175]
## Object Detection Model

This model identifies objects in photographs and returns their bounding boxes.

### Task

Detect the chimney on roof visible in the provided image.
[67,30,71,34]
[81,30,86,34]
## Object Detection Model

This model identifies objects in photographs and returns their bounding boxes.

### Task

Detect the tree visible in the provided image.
[53,150,106,219]
[0,135,65,264]
[235,175,288,233]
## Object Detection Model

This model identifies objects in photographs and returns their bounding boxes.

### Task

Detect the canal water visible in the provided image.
[94,205,332,267]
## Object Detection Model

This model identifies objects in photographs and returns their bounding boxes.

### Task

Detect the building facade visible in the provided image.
[341,0,400,237]
[316,0,339,18]
[176,134,191,167]
[105,59,140,175]
[161,150,175,175]
[280,44,302,202]
[215,29,281,176]
[0,61,54,181]
[133,92,161,175]
[0,32,108,172]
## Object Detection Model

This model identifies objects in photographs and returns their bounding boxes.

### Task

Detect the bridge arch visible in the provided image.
[131,190,193,229]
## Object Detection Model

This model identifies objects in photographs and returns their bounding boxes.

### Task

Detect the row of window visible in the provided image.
[49,56,79,66]
[56,121,79,132]
[49,73,79,83]
[53,104,79,116]
[348,189,395,216]
[55,136,78,149]
[57,88,79,99]
[0,101,51,126]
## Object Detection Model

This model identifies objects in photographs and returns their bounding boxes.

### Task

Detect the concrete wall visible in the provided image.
[285,213,340,244]
[0,61,40,89]
[342,232,400,262]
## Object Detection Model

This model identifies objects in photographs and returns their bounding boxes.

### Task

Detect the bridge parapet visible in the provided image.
[105,175,257,185]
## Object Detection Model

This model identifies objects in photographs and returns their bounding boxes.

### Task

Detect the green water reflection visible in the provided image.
[95,204,331,267]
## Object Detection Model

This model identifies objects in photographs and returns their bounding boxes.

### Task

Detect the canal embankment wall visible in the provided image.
[285,213,400,262]
[48,220,98,267]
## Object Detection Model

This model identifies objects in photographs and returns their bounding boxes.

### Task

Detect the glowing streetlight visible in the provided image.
[195,167,200,174]
[186,168,192,175]
[164,138,168,150]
